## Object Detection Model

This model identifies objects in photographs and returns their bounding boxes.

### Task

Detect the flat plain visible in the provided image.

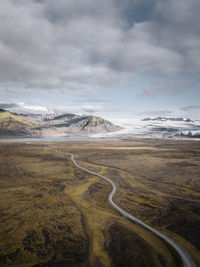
[0,140,200,267]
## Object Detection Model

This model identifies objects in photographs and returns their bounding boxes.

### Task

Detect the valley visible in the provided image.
[0,140,200,266]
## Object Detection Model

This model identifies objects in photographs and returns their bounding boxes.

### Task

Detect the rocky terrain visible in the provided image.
[0,109,122,137]
[0,109,39,136]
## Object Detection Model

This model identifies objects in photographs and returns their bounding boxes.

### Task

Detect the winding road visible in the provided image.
[70,154,197,267]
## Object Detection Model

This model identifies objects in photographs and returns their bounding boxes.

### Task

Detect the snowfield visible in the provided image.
[91,117,200,139]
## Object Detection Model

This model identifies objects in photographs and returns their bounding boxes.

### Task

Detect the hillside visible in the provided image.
[0,110,122,137]
[47,115,122,134]
[0,109,39,136]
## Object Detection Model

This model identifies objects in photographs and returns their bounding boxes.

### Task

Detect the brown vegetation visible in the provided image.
[0,140,200,266]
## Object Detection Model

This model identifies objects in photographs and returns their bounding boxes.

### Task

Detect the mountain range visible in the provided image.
[142,116,195,122]
[1,109,199,139]
[0,109,122,137]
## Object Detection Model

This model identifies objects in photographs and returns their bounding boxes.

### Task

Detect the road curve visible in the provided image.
[70,154,197,267]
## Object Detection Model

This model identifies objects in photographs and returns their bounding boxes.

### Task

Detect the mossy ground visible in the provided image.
[0,140,200,266]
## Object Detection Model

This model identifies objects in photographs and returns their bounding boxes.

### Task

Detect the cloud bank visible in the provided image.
[0,0,200,99]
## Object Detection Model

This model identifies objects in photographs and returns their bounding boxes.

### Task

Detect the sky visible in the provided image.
[0,0,200,121]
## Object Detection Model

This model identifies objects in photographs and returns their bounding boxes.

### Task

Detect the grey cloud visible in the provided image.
[43,0,118,24]
[115,0,158,25]
[180,105,200,111]
[81,104,119,114]
[0,0,200,99]
[155,0,200,29]
[141,77,197,97]
[142,82,182,97]
[81,104,104,113]
[138,110,173,116]
[0,102,50,114]
[83,99,111,103]
[0,103,17,109]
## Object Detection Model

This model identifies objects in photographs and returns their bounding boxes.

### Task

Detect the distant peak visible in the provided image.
[142,116,194,122]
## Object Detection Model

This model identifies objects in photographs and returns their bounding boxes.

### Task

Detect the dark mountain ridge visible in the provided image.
[142,116,195,122]
[0,110,122,137]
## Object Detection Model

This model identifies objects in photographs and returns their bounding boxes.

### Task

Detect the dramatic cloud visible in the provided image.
[0,0,200,100]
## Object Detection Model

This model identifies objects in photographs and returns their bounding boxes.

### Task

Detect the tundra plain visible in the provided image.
[0,140,200,267]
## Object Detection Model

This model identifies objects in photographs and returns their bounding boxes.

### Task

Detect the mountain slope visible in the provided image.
[0,110,122,137]
[62,115,122,134]
[0,109,38,136]
[42,114,122,136]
